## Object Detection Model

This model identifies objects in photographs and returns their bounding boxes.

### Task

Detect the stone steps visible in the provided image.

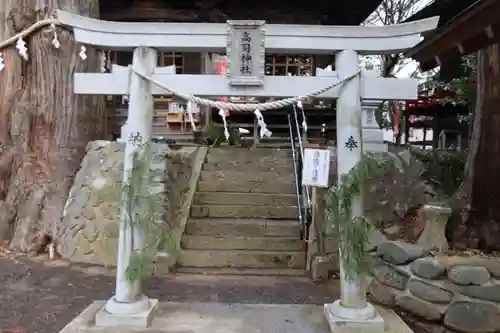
[184,218,301,237]
[179,147,305,275]
[200,170,295,183]
[204,158,292,168]
[205,150,292,169]
[182,235,305,251]
[197,180,296,194]
[175,267,306,277]
[202,162,294,173]
[190,204,298,219]
[193,192,297,207]
[179,249,305,268]
[206,147,291,164]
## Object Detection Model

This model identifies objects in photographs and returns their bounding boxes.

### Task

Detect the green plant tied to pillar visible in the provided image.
[325,154,388,281]
[114,142,177,282]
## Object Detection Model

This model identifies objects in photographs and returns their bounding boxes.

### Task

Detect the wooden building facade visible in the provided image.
[403,91,469,150]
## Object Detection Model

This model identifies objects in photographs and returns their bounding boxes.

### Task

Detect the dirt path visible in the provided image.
[0,254,337,333]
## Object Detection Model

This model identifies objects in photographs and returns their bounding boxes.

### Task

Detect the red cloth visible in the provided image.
[393,103,400,138]
[216,60,230,116]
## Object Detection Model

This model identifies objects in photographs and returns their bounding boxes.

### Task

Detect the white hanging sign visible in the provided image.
[302,148,330,187]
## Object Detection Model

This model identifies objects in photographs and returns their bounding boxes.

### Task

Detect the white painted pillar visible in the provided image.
[362,66,387,153]
[335,49,366,309]
[118,120,129,143]
[324,49,384,332]
[104,47,157,315]
[362,100,387,153]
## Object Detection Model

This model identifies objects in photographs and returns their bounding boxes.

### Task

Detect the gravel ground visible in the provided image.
[0,252,447,333]
[0,253,338,333]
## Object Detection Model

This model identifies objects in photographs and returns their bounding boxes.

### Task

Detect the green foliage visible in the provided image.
[410,148,467,198]
[436,55,476,105]
[201,123,242,147]
[200,123,224,146]
[325,155,388,281]
[114,142,177,282]
[427,54,477,122]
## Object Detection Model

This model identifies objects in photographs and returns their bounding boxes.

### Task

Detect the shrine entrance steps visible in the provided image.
[177,147,306,276]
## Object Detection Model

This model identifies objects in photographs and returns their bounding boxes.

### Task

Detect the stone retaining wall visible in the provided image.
[57,141,203,267]
[369,241,500,333]
[308,146,436,278]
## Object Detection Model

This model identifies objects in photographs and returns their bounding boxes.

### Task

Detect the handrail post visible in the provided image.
[292,105,312,213]
[288,114,303,232]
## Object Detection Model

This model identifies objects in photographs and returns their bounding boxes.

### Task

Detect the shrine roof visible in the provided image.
[404,0,500,71]
[404,0,475,26]
[99,0,382,25]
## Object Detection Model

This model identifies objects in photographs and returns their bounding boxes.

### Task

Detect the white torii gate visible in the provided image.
[57,10,438,332]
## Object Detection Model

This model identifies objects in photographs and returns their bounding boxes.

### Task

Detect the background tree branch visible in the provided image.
[363,0,430,140]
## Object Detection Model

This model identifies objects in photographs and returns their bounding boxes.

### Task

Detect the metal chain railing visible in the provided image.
[129,65,361,112]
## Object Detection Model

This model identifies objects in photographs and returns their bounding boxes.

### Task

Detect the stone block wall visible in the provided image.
[57,141,203,267]
[369,241,500,333]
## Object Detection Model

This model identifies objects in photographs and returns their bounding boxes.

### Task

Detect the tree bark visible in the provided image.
[449,45,500,251]
[469,43,500,251]
[0,0,106,252]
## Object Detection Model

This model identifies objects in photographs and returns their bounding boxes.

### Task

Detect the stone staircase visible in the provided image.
[178,147,306,276]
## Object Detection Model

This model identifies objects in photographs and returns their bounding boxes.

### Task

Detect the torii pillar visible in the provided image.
[323,49,385,333]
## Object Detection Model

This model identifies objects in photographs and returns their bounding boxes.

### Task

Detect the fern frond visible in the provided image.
[325,154,387,281]
[104,142,175,282]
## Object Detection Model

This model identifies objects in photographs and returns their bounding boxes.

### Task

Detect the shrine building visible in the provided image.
[99,0,384,144]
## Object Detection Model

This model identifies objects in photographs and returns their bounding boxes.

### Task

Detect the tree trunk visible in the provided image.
[449,45,500,251]
[469,43,500,251]
[447,51,482,248]
[0,0,106,253]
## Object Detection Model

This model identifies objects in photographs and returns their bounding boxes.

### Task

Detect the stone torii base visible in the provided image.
[58,301,415,333]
